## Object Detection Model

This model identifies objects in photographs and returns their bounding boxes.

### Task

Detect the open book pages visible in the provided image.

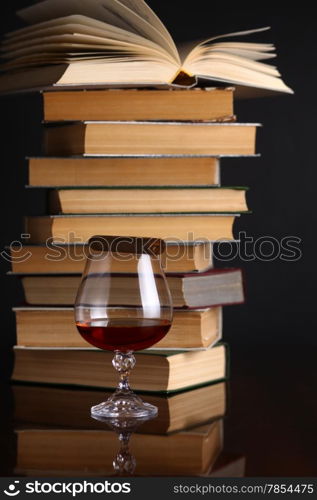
[0,0,293,94]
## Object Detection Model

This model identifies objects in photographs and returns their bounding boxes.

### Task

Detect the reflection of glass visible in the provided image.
[74,235,173,419]
[102,418,224,477]
[12,382,226,432]
[92,415,153,476]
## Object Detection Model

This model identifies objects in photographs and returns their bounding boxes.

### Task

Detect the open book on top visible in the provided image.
[0,0,293,94]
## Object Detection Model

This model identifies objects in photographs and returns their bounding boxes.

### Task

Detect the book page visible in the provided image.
[2,20,173,61]
[4,16,166,54]
[177,40,202,65]
[187,52,280,76]
[17,0,179,61]
[177,27,272,65]
[109,0,178,59]
[0,54,135,72]
[3,35,173,63]
[117,0,178,60]
[18,0,133,32]
[185,59,293,93]
[174,27,293,93]
[177,26,272,64]
[202,43,275,61]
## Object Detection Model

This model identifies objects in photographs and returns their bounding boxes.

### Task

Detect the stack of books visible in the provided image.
[10,85,250,392]
[1,0,291,400]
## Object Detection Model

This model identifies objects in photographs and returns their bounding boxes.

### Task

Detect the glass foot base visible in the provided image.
[91,390,158,419]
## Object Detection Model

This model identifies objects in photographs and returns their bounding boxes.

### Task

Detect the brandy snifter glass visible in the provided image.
[74,235,173,419]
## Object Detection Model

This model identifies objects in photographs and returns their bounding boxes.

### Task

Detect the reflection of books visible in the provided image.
[12,343,228,393]
[14,307,222,350]
[0,1,292,94]
[14,420,223,476]
[12,382,226,434]
[17,268,244,308]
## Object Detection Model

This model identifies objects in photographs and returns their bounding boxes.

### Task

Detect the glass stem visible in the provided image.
[112,351,136,393]
[113,432,136,475]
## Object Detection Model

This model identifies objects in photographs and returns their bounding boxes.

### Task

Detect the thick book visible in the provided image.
[28,156,222,188]
[12,343,228,393]
[9,241,214,274]
[14,420,223,476]
[14,306,222,350]
[41,87,235,122]
[12,381,226,434]
[25,214,239,243]
[48,186,249,214]
[16,268,244,308]
[0,1,292,94]
[44,121,258,156]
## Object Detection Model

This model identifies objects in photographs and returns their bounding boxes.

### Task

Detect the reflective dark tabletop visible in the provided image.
[1,344,316,477]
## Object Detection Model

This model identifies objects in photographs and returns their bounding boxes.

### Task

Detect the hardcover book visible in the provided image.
[0,0,293,94]
[43,121,258,156]
[9,241,214,274]
[28,156,222,188]
[41,87,235,122]
[16,268,244,308]
[48,186,249,214]
[25,213,239,243]
[14,306,223,350]
[12,343,228,393]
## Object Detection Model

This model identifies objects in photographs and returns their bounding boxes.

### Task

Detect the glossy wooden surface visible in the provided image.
[1,344,316,476]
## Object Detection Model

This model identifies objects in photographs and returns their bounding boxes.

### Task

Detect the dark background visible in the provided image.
[0,2,315,381]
